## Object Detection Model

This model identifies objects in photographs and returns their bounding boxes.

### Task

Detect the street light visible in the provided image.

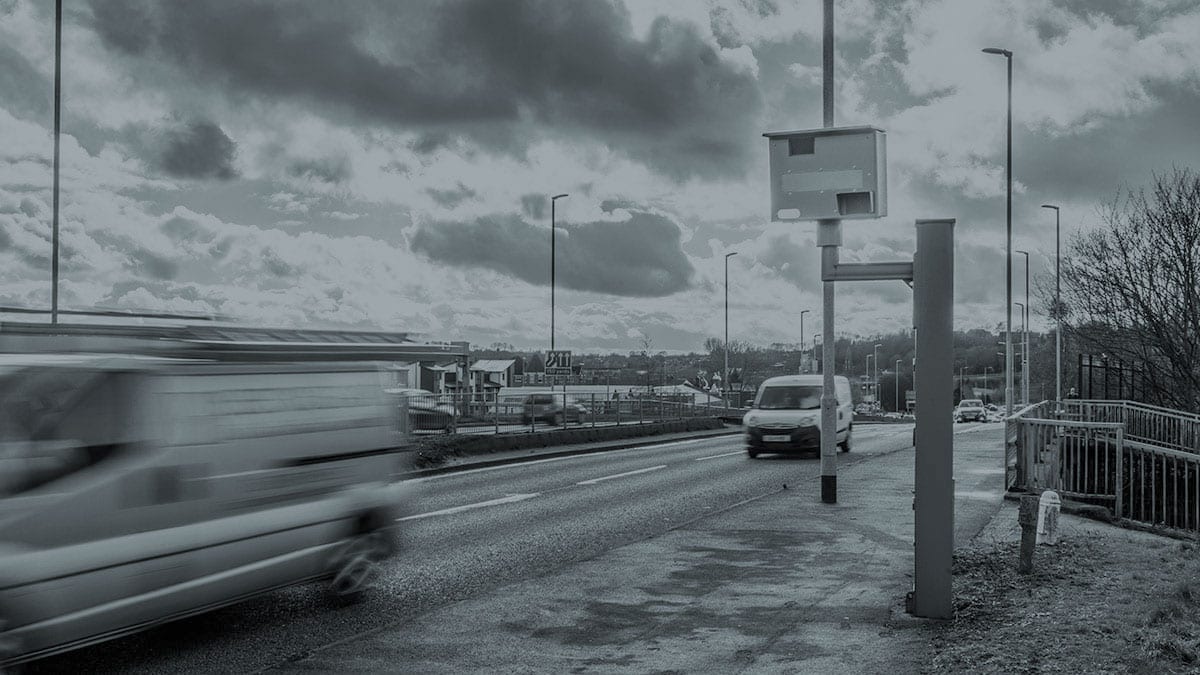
[725,251,738,410]
[800,309,811,373]
[895,358,902,413]
[865,354,873,404]
[982,46,1014,417]
[1015,301,1027,405]
[1016,249,1031,406]
[1041,204,1062,402]
[873,343,882,410]
[550,193,569,352]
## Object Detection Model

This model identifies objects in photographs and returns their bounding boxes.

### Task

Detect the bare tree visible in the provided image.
[1056,168,1200,410]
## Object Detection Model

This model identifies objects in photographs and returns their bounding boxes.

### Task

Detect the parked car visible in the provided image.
[391,388,456,431]
[521,392,589,425]
[954,398,987,423]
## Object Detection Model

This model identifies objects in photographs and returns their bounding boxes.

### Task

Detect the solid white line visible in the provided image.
[412,436,729,483]
[695,450,746,461]
[576,465,667,485]
[396,493,540,521]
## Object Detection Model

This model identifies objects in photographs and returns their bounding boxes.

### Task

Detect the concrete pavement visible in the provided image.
[289,424,1007,673]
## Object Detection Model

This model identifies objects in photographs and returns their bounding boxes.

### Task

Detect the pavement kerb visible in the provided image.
[398,425,744,479]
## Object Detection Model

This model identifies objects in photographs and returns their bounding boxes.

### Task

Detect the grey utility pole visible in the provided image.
[725,251,738,410]
[1016,249,1031,404]
[982,47,1013,416]
[52,0,62,324]
[1041,204,1062,402]
[817,0,840,504]
[800,309,810,372]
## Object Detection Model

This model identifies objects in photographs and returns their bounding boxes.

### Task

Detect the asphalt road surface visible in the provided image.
[28,423,931,673]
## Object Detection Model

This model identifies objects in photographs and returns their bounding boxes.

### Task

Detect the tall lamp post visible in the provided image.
[550,193,569,392]
[1015,301,1027,405]
[800,309,810,373]
[895,358,902,413]
[1041,204,1062,402]
[550,193,569,351]
[983,46,1013,416]
[1016,249,1031,405]
[865,354,873,405]
[725,251,738,410]
[873,343,882,410]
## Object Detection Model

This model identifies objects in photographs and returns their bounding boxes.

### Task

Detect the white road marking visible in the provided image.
[396,493,540,521]
[412,435,732,483]
[576,465,667,485]
[694,450,746,461]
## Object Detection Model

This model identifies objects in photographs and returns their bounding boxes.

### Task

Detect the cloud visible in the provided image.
[426,182,478,209]
[85,0,764,180]
[286,155,352,184]
[410,210,694,297]
[155,120,238,180]
[520,194,547,220]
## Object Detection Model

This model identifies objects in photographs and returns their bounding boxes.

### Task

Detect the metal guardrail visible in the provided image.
[394,390,723,437]
[1010,398,1200,533]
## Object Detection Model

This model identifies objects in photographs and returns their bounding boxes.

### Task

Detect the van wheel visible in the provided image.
[747,448,758,459]
[329,529,390,604]
[554,412,565,426]
[839,427,852,453]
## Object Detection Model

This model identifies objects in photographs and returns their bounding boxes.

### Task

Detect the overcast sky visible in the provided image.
[2,0,1198,353]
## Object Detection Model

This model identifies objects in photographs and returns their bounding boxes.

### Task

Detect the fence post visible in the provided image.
[494,391,499,435]
[1115,427,1124,520]
[639,397,643,424]
[591,393,596,428]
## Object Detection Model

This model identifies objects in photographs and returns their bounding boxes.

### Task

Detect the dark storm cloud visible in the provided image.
[160,214,216,244]
[411,211,694,297]
[426,182,477,209]
[158,121,238,180]
[87,0,763,179]
[521,194,547,220]
[287,156,351,184]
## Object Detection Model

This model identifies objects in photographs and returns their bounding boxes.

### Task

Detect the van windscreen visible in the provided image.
[756,385,822,410]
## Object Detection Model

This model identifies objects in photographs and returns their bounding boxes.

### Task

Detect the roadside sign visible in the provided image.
[545,350,571,370]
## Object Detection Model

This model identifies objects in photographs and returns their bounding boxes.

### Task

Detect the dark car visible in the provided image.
[521,392,588,425]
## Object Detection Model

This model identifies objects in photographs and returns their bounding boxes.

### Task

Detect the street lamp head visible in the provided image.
[1040,204,1059,211]
[725,251,739,260]
[1016,249,1029,256]
[982,47,1011,57]
[551,193,569,201]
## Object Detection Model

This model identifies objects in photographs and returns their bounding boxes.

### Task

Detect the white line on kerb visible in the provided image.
[576,465,667,485]
[694,450,745,461]
[396,493,540,521]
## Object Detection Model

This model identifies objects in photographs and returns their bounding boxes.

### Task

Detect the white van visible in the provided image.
[742,375,853,458]
[0,354,413,666]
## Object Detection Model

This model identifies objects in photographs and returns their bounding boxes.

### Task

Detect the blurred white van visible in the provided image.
[0,355,412,666]
[742,375,853,458]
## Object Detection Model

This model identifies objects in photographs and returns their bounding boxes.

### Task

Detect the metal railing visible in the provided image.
[394,390,722,437]
[1009,398,1200,534]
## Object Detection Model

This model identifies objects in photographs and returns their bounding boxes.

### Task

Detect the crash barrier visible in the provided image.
[397,390,731,437]
[1008,399,1200,534]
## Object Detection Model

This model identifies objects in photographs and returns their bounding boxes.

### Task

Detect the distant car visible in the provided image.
[954,398,987,423]
[392,388,456,431]
[521,392,589,425]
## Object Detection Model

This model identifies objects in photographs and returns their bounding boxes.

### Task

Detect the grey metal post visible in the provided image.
[913,218,955,619]
[725,251,738,412]
[819,0,840,503]
[800,309,809,372]
[982,47,1013,416]
[52,0,62,324]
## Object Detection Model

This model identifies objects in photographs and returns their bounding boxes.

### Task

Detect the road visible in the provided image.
[28,423,932,673]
